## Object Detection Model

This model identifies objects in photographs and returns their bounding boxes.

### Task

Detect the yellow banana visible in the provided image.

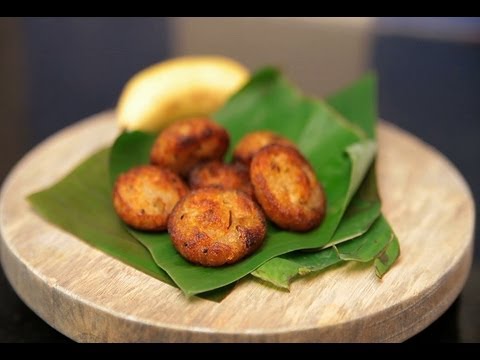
[116,55,250,133]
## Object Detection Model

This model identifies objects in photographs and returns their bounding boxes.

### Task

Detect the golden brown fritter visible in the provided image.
[113,165,189,231]
[150,117,229,177]
[188,160,254,198]
[250,144,326,232]
[168,188,266,267]
[233,130,296,167]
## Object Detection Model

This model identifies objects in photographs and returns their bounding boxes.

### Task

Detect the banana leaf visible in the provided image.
[251,214,398,289]
[335,215,394,262]
[327,72,399,276]
[109,68,377,296]
[324,165,380,247]
[28,148,174,285]
[250,248,342,290]
[27,68,395,299]
[251,73,400,289]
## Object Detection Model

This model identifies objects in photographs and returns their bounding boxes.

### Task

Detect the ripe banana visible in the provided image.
[116,55,250,133]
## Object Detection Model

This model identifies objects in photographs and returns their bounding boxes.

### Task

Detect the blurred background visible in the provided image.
[0,17,479,342]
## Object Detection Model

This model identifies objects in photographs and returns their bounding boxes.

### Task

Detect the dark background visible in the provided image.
[0,17,479,342]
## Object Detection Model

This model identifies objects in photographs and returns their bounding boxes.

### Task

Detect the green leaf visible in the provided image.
[253,214,399,290]
[109,131,156,184]
[27,148,174,286]
[374,233,401,278]
[327,72,399,276]
[326,72,378,139]
[251,248,342,290]
[109,131,156,187]
[327,166,380,247]
[110,68,376,296]
[334,215,393,262]
[335,215,400,279]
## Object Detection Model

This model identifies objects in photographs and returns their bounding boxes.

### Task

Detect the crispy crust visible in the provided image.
[113,165,189,231]
[233,131,296,167]
[250,144,326,232]
[168,188,266,267]
[150,117,229,177]
[188,160,254,198]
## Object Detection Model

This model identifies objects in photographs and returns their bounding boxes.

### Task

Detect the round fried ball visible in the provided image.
[168,188,266,267]
[113,165,189,231]
[150,117,229,177]
[250,144,326,232]
[188,160,254,198]
[233,130,296,167]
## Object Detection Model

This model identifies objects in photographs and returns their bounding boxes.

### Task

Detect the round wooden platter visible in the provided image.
[0,111,475,343]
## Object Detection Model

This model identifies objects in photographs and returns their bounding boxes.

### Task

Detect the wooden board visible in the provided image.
[0,112,475,342]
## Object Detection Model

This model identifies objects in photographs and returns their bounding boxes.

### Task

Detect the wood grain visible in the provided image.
[0,111,475,342]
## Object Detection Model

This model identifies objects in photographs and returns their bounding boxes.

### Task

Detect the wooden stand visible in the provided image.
[0,112,475,342]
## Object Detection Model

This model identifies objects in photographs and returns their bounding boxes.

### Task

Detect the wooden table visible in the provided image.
[0,112,475,342]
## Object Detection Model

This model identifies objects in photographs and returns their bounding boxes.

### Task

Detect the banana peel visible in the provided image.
[116,55,250,133]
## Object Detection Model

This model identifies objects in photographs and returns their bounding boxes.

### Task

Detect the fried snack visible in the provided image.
[188,160,254,198]
[250,144,326,232]
[113,165,189,231]
[233,131,296,167]
[150,117,229,177]
[168,188,266,267]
